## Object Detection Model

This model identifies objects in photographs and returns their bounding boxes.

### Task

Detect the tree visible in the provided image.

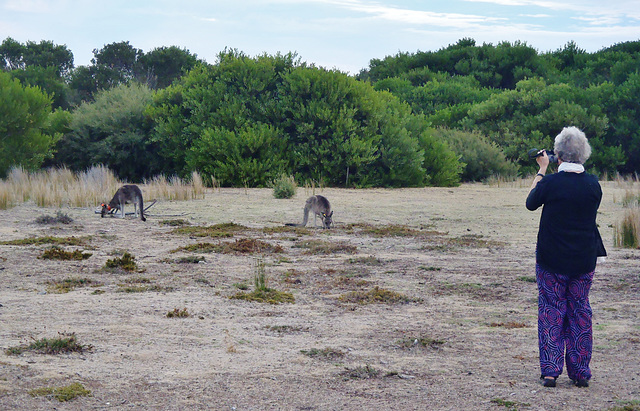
[149,51,462,187]
[135,46,200,89]
[0,38,73,77]
[52,83,156,181]
[0,71,57,177]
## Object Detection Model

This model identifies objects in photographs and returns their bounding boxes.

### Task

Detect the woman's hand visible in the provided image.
[536,150,549,173]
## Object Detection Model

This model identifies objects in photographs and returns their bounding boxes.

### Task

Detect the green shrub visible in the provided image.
[432,128,518,182]
[272,174,297,199]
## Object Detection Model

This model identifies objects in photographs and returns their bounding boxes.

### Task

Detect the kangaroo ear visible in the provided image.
[322,213,326,217]
[329,211,333,217]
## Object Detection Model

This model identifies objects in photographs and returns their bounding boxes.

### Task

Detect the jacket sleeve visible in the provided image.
[526,181,545,211]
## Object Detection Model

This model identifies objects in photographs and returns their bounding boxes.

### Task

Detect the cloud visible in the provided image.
[309,0,506,28]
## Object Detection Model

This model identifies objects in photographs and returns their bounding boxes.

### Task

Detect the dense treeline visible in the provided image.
[1,37,640,185]
[360,38,640,175]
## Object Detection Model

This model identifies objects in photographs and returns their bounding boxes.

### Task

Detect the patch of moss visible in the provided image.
[29,382,91,402]
[230,288,295,304]
[0,236,90,247]
[40,246,92,261]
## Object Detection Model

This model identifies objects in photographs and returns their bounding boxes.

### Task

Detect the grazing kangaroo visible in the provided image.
[286,195,333,229]
[101,184,146,221]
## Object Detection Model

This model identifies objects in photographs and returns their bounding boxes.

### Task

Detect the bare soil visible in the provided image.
[0,183,639,410]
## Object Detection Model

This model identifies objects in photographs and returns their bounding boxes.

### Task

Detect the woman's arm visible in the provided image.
[528,150,549,193]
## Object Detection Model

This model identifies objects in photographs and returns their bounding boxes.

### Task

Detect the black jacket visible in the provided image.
[526,171,606,276]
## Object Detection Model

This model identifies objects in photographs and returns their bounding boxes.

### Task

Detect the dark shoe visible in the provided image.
[574,379,589,388]
[541,376,557,387]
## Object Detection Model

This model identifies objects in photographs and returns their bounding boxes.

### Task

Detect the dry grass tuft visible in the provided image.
[615,208,640,249]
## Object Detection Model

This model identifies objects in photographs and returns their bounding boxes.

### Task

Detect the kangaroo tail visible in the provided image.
[284,223,302,227]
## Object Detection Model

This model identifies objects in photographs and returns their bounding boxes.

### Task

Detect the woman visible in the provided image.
[526,126,606,388]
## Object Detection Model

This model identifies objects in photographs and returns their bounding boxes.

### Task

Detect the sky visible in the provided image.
[1,0,639,74]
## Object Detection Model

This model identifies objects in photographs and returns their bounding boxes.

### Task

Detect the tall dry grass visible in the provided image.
[614,207,640,248]
[613,174,640,249]
[0,166,205,210]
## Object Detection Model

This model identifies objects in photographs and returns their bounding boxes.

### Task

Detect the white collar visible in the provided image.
[558,162,585,173]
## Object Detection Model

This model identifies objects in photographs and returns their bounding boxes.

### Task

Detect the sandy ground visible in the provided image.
[0,182,639,410]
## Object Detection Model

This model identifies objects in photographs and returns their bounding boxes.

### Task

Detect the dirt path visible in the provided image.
[0,182,639,410]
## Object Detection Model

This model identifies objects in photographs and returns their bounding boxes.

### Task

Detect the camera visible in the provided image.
[528,149,558,163]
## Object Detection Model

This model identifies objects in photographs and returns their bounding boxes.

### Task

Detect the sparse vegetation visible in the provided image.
[293,239,357,254]
[340,365,380,380]
[171,222,248,238]
[174,255,205,264]
[28,382,91,402]
[160,219,191,226]
[230,258,295,304]
[174,238,284,254]
[517,276,536,283]
[104,252,138,271]
[398,336,446,349]
[40,246,92,260]
[338,286,414,304]
[300,347,345,359]
[166,308,190,318]
[35,211,74,225]
[490,321,528,329]
[266,325,308,334]
[5,333,92,356]
[347,255,383,265]
[490,398,530,409]
[272,174,297,199]
[0,235,89,246]
[46,277,98,293]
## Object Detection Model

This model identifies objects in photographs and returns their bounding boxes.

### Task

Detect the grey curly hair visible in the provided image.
[554,126,592,164]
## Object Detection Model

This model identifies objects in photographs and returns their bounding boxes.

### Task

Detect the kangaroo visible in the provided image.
[101,184,146,221]
[285,195,333,229]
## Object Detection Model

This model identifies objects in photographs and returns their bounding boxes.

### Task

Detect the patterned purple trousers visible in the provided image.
[536,264,594,381]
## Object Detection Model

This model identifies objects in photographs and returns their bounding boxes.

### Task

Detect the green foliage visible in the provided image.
[6,332,91,355]
[0,71,57,178]
[272,174,297,199]
[136,46,200,89]
[52,83,157,181]
[104,252,138,271]
[432,128,518,181]
[418,130,462,186]
[149,50,459,187]
[29,382,91,402]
